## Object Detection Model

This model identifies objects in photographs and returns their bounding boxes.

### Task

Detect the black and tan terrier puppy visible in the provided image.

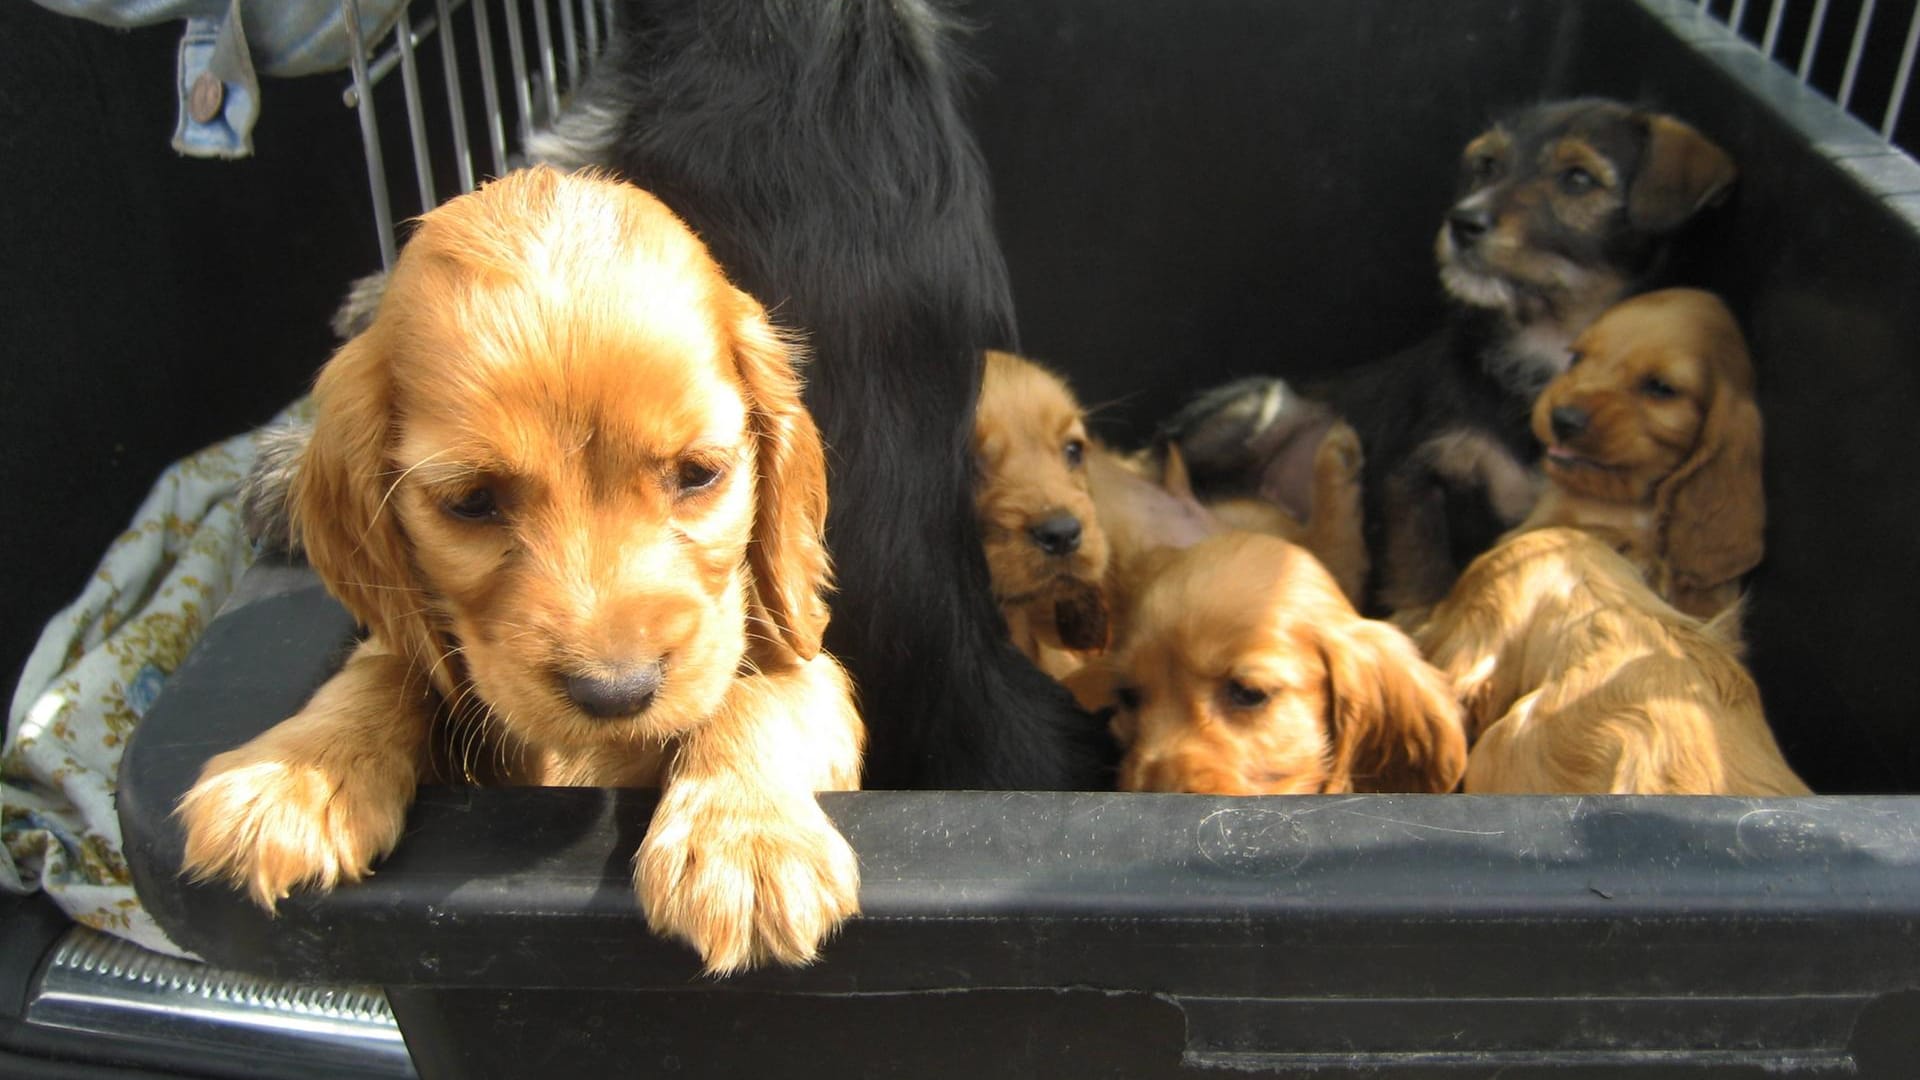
[1168,98,1738,615]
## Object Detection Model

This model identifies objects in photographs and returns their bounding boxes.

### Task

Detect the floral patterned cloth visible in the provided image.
[3,404,307,958]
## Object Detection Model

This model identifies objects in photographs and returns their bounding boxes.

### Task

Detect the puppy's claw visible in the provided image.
[636,788,860,976]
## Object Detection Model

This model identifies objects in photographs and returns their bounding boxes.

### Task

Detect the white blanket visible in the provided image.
[3,405,306,958]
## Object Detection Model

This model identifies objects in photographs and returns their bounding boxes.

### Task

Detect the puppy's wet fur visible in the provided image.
[1170,98,1737,614]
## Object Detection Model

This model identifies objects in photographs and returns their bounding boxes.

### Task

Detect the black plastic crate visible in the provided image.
[100,0,1920,1075]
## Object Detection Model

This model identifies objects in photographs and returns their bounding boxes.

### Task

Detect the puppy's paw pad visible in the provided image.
[637,796,859,975]
[176,747,408,910]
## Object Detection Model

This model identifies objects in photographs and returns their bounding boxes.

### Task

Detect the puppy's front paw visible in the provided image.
[176,737,413,910]
[636,786,860,975]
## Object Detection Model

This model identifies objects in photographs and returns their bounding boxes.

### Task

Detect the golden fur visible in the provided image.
[973,351,1370,696]
[972,350,1113,676]
[1415,527,1807,795]
[176,168,864,975]
[1519,288,1764,620]
[1105,532,1466,795]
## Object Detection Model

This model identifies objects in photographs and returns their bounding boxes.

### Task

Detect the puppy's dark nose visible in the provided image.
[1448,206,1493,248]
[1549,405,1590,443]
[565,661,664,718]
[1028,513,1083,556]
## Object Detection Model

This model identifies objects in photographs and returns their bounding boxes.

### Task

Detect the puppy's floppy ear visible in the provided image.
[1655,377,1765,594]
[293,331,449,690]
[1319,620,1468,794]
[731,292,832,661]
[1628,114,1738,233]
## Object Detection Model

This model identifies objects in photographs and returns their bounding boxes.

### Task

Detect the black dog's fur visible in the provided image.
[519,0,1109,789]
[1169,98,1737,614]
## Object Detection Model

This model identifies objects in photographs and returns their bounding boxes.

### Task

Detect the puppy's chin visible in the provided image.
[1438,259,1520,316]
[986,542,1107,608]
[1542,450,1656,503]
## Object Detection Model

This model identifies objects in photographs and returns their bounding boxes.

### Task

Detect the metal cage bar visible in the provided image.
[1798,0,1832,80]
[1759,0,1786,58]
[500,0,537,150]
[339,0,616,269]
[531,0,562,126]
[471,0,510,177]
[1838,0,1878,110]
[559,0,580,90]
[392,9,438,210]
[434,0,477,193]
[1696,0,1915,162]
[1885,3,1919,139]
[342,0,397,269]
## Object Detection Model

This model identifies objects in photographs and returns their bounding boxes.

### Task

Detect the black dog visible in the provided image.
[251,1,1111,789]
[1168,98,1738,613]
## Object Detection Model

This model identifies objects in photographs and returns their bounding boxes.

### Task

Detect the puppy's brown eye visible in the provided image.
[1114,685,1142,712]
[1468,153,1500,183]
[1559,167,1599,195]
[1638,376,1679,400]
[445,486,500,522]
[1566,349,1584,368]
[675,459,723,493]
[1063,438,1086,468]
[1224,680,1269,710]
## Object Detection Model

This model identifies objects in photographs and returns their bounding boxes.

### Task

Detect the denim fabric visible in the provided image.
[31,0,404,158]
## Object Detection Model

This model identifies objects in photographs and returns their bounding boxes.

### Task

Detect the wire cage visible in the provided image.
[1698,0,1919,154]
[340,0,616,267]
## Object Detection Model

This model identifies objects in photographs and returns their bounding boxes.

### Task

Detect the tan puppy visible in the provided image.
[175,168,864,975]
[1106,532,1466,795]
[972,350,1113,677]
[1519,288,1763,620]
[1416,527,1808,795]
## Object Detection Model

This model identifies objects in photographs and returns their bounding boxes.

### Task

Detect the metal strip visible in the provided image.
[503,0,536,146]
[434,0,476,192]
[559,0,580,90]
[1730,0,1749,37]
[1884,3,1919,138]
[342,0,397,268]
[582,0,600,69]
[471,0,510,177]
[26,927,412,1079]
[1798,0,1832,81]
[393,9,438,210]
[533,0,562,123]
[1759,0,1785,58]
[1839,0,1878,110]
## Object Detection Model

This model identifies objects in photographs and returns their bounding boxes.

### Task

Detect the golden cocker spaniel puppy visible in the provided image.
[1519,287,1763,620]
[1416,527,1808,795]
[972,350,1114,677]
[176,168,864,975]
[1105,531,1466,795]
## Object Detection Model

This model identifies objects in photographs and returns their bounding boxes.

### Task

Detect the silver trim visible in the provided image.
[26,927,414,1078]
